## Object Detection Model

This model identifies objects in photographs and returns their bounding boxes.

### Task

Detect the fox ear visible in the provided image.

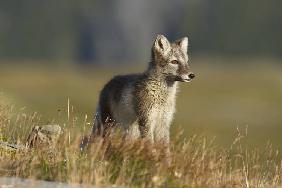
[176,37,188,52]
[153,35,171,55]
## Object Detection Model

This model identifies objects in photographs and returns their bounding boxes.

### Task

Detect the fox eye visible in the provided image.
[170,60,179,64]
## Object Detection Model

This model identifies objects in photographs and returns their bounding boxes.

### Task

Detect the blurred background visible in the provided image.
[0,0,282,149]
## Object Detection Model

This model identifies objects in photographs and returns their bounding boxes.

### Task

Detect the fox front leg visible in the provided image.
[137,113,155,142]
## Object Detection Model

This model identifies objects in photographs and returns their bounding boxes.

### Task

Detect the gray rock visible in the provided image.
[0,177,95,188]
[26,125,62,148]
[0,141,26,151]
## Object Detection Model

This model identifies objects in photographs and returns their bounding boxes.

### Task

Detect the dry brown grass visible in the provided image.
[1,103,282,188]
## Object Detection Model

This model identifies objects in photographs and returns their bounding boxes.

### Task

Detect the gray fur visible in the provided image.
[92,34,194,144]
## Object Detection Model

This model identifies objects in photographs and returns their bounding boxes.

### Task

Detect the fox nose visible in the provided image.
[188,73,195,79]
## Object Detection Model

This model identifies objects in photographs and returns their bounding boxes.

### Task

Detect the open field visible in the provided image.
[0,57,282,150]
[1,57,282,187]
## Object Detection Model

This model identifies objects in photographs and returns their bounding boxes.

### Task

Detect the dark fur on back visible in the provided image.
[97,74,139,135]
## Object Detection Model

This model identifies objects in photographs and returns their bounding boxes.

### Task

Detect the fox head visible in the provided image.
[151,34,195,82]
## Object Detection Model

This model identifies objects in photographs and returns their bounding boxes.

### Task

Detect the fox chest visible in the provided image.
[146,86,177,124]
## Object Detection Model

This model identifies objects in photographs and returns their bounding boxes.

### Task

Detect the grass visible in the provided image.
[1,57,282,187]
[0,102,282,187]
[1,57,282,150]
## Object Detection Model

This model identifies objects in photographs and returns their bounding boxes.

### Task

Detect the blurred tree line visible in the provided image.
[0,0,281,64]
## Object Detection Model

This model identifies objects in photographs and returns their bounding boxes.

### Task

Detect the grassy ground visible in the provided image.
[0,102,282,187]
[1,57,282,187]
[0,57,282,149]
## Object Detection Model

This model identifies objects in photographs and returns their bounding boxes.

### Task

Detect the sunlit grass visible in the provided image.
[0,102,282,187]
[1,57,282,150]
[0,57,282,186]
